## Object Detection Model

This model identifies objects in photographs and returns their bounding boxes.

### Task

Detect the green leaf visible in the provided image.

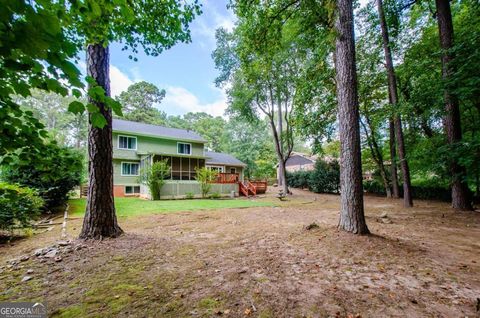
[68,101,85,114]
[86,103,99,112]
[91,112,107,128]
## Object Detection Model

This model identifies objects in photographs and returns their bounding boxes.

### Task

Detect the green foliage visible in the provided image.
[140,160,171,200]
[15,90,88,148]
[252,159,276,180]
[185,192,195,199]
[209,192,221,199]
[2,143,83,210]
[195,167,218,198]
[364,179,451,202]
[0,182,44,231]
[117,81,167,125]
[286,160,340,194]
[0,0,84,159]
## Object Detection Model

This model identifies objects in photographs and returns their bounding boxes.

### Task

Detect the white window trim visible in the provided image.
[177,142,192,155]
[207,165,224,172]
[117,135,137,151]
[121,162,140,176]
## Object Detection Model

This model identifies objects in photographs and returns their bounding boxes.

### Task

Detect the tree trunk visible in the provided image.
[334,0,369,234]
[360,117,391,197]
[435,0,472,210]
[270,117,289,195]
[79,44,123,239]
[389,119,400,198]
[377,0,413,207]
[277,100,284,187]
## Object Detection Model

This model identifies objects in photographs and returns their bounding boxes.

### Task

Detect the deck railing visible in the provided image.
[213,173,239,184]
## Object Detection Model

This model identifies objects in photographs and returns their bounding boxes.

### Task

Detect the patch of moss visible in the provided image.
[52,304,87,318]
[198,297,221,310]
[258,309,274,318]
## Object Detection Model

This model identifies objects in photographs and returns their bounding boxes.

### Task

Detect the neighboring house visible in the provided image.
[285,153,317,173]
[112,119,247,198]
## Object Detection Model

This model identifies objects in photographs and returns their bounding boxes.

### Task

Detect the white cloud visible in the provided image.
[161,85,228,117]
[110,65,134,97]
[76,61,135,97]
[191,1,236,49]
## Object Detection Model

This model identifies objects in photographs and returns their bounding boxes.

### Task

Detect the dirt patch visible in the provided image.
[1,189,479,317]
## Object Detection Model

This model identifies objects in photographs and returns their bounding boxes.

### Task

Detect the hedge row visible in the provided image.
[287,161,452,202]
[364,180,452,202]
[286,160,340,194]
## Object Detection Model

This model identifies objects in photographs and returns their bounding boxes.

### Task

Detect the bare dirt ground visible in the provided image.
[1,189,479,318]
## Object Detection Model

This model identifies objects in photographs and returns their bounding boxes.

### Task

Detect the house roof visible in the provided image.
[285,155,314,167]
[205,151,247,167]
[112,119,208,143]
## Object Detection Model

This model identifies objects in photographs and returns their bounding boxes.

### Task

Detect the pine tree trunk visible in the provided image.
[79,44,123,239]
[335,0,369,235]
[435,0,472,210]
[377,0,413,207]
[389,119,400,198]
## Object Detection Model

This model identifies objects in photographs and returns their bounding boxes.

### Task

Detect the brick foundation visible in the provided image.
[113,185,125,197]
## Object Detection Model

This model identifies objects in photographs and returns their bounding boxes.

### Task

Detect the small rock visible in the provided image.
[57,241,70,247]
[44,249,58,258]
[238,267,248,274]
[21,276,32,282]
[20,255,30,262]
[380,211,388,218]
[54,256,62,262]
[26,269,34,274]
[33,248,45,256]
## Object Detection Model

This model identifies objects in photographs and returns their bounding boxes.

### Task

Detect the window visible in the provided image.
[125,186,140,195]
[121,162,139,176]
[230,168,236,174]
[208,166,224,173]
[118,136,137,150]
[177,142,191,155]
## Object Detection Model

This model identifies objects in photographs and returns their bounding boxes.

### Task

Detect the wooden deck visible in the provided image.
[213,173,239,184]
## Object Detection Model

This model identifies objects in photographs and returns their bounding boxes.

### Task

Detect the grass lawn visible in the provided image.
[69,197,276,217]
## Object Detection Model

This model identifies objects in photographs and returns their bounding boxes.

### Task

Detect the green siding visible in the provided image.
[113,132,205,160]
[113,159,141,185]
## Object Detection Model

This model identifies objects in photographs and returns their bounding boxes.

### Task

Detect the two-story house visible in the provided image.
[112,119,247,198]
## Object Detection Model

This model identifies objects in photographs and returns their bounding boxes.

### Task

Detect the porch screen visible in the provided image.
[156,156,204,181]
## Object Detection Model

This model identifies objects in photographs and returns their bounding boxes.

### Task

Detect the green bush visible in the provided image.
[0,183,44,230]
[195,167,218,198]
[2,143,83,210]
[287,160,340,194]
[363,179,452,201]
[140,159,170,200]
[185,192,195,199]
[209,191,221,199]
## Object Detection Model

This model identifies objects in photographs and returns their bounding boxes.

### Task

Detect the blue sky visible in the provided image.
[107,0,235,117]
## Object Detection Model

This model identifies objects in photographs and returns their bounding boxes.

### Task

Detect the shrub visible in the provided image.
[209,191,221,199]
[363,179,387,195]
[195,167,218,198]
[287,160,340,194]
[363,179,452,202]
[0,183,44,231]
[185,191,195,199]
[309,160,340,193]
[2,143,83,210]
[140,159,170,200]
